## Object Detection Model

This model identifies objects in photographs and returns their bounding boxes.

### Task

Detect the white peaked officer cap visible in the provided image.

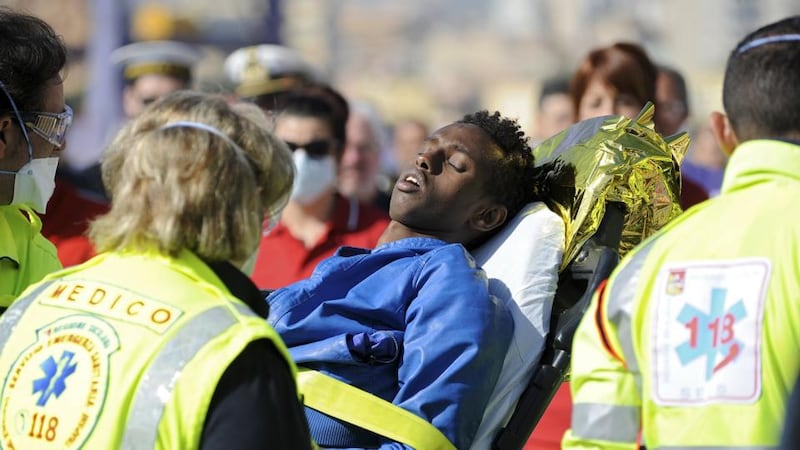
[224,44,320,98]
[111,40,203,83]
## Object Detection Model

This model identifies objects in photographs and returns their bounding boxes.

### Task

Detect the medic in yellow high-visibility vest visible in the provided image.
[564,16,800,450]
[0,92,313,449]
[0,10,67,310]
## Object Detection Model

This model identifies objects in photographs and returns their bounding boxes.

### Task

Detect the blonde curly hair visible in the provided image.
[90,91,294,265]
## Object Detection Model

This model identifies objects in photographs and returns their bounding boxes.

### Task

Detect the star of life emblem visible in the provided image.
[651,258,769,406]
[1,315,120,449]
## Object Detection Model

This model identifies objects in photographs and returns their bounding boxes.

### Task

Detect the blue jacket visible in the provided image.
[268,237,513,449]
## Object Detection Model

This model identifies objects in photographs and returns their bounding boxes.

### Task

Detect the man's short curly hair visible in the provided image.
[457,110,536,221]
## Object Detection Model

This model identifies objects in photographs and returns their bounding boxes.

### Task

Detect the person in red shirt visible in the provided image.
[40,173,109,266]
[251,85,389,289]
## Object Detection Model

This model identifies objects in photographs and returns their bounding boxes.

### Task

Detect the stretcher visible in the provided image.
[489,103,687,449]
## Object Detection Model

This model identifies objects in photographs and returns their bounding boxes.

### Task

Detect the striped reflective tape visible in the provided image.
[605,240,657,376]
[657,446,776,449]
[0,281,53,350]
[571,402,640,443]
[121,305,238,449]
[230,300,260,319]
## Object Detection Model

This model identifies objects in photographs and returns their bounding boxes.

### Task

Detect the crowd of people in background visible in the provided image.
[44,34,730,276]
[1,3,798,449]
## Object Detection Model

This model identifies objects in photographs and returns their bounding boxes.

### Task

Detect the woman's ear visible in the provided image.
[471,204,507,233]
[709,111,739,157]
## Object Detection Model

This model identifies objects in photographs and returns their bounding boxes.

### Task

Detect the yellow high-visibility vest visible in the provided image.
[0,249,296,450]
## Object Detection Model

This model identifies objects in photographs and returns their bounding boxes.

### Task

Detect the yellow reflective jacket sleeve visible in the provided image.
[0,205,61,308]
[562,278,642,450]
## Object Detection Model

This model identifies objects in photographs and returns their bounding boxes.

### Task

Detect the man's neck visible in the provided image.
[377,220,474,248]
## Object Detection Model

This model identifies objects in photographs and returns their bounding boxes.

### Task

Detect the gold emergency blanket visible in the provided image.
[533,103,690,270]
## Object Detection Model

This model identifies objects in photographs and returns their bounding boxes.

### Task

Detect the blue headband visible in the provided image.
[736,33,800,54]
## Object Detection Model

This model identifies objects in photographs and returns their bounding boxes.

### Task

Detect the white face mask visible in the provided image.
[290,149,337,205]
[11,157,59,213]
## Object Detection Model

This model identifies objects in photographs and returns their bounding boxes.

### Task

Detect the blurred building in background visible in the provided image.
[287,0,797,130]
[3,0,797,143]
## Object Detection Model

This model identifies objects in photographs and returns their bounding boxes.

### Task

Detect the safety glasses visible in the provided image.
[284,139,337,159]
[20,105,73,148]
[0,78,72,151]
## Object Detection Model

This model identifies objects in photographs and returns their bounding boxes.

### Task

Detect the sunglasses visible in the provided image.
[19,105,73,148]
[284,139,336,159]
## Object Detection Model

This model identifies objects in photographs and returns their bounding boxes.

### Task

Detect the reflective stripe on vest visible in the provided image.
[571,402,639,443]
[0,281,54,350]
[605,239,657,376]
[297,369,456,450]
[121,304,243,449]
[569,241,658,444]
[655,446,777,449]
